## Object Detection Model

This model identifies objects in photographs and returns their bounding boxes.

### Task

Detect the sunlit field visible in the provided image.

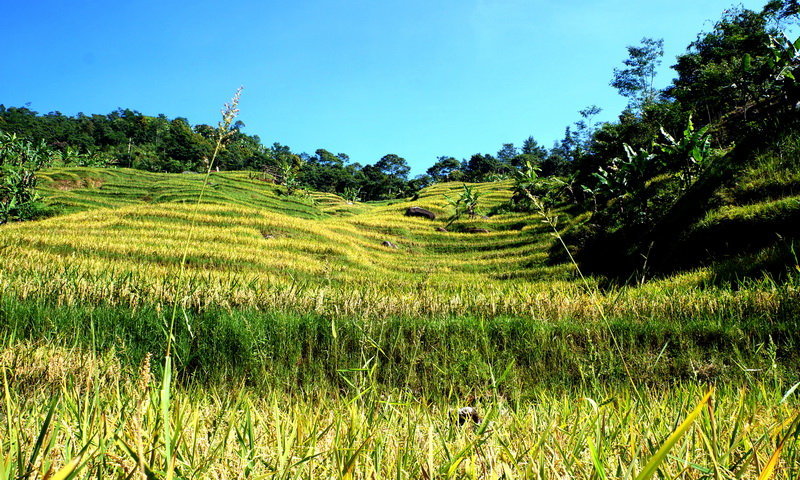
[0,168,798,478]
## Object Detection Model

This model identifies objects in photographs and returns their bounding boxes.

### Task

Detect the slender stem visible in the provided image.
[530,193,642,399]
[165,139,223,358]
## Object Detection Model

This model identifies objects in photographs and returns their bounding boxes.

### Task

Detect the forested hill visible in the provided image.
[2,1,799,283]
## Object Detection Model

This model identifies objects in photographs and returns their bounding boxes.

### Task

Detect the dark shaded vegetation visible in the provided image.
[532,2,800,285]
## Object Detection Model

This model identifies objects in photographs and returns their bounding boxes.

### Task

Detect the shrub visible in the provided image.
[0,131,53,224]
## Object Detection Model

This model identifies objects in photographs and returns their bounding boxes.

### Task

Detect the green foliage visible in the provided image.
[277,152,305,194]
[359,154,412,200]
[2,294,799,392]
[444,183,481,225]
[496,142,519,164]
[0,131,52,223]
[657,115,720,187]
[765,32,800,91]
[426,156,461,182]
[0,105,271,174]
[666,6,780,120]
[53,145,103,167]
[610,37,664,112]
[556,3,800,281]
[463,153,505,182]
[341,186,361,202]
[765,0,800,18]
[507,160,566,211]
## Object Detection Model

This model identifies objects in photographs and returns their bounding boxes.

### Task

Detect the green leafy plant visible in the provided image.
[510,160,568,211]
[590,143,660,204]
[657,115,719,187]
[766,33,800,89]
[0,131,53,224]
[277,154,305,195]
[444,183,481,226]
[510,160,542,204]
[342,186,361,203]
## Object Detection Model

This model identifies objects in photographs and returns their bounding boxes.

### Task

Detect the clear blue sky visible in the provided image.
[2,0,768,174]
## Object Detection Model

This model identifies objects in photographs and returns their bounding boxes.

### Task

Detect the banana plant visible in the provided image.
[591,143,659,200]
[767,33,800,88]
[0,131,53,224]
[509,160,568,210]
[342,186,361,203]
[444,184,481,226]
[657,115,717,188]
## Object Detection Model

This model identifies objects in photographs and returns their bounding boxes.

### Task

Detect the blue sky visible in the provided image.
[3,0,768,174]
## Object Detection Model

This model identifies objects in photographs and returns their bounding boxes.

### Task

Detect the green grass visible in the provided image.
[2,296,798,394]
[39,168,326,219]
[3,337,799,479]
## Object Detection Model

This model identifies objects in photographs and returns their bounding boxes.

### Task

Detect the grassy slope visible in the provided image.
[0,167,796,391]
[9,169,576,305]
[693,144,800,278]
[2,168,800,478]
[572,132,800,280]
[5,168,789,319]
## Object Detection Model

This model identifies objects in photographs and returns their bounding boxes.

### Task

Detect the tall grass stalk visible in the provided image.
[167,86,243,357]
[531,195,642,399]
[160,87,243,480]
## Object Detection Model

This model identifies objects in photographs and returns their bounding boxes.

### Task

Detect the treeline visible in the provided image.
[1,0,798,213]
[0,105,564,202]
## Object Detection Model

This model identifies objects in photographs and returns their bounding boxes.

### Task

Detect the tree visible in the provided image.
[359,154,412,200]
[557,106,603,167]
[763,0,800,20]
[611,37,664,112]
[408,174,433,192]
[374,154,410,180]
[666,7,778,122]
[463,153,503,182]
[539,149,569,177]
[521,136,547,157]
[313,148,343,167]
[496,143,518,164]
[159,118,211,172]
[299,148,358,193]
[514,136,548,168]
[426,156,460,182]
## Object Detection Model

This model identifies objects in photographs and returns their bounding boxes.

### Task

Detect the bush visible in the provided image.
[0,132,53,224]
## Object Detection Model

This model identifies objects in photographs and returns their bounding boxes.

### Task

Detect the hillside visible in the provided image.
[5,1,800,477]
[0,168,586,316]
[565,129,800,284]
[2,170,800,479]
[0,166,797,386]
[3,166,792,319]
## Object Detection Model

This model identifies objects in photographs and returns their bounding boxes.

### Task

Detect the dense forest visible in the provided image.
[0,102,563,201]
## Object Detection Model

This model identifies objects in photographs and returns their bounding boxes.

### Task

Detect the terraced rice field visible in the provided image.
[1,169,574,314]
[1,168,799,479]
[0,168,789,321]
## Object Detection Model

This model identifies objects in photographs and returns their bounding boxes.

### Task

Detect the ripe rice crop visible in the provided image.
[0,168,798,478]
[2,343,798,479]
